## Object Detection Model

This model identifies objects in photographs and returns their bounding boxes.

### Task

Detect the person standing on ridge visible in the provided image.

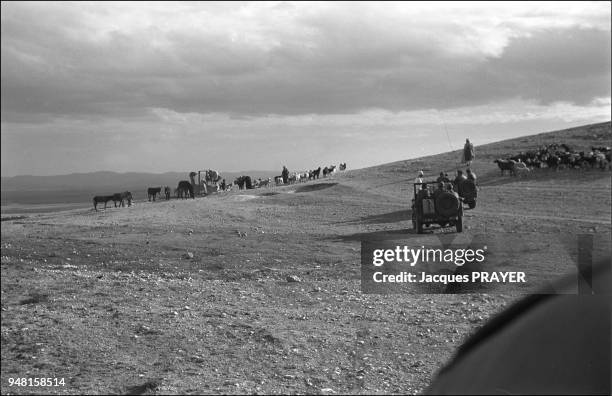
[462,138,475,166]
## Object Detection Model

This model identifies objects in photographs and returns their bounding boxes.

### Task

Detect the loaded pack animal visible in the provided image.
[176,180,194,199]
[311,167,321,180]
[164,186,171,200]
[339,163,347,171]
[147,187,162,201]
[205,170,222,185]
[274,176,284,185]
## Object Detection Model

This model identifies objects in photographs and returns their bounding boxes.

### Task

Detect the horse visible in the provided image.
[119,191,132,207]
[147,187,162,201]
[176,181,194,199]
[111,191,132,207]
[339,163,347,171]
[164,186,171,200]
[93,195,115,211]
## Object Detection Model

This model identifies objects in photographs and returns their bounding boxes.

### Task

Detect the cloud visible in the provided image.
[2,1,610,121]
[1,2,610,176]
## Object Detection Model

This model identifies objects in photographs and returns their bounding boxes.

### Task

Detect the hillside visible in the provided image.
[0,170,280,192]
[1,121,611,395]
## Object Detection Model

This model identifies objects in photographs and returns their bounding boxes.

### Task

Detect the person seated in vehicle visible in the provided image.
[436,172,450,183]
[433,181,445,200]
[416,182,430,200]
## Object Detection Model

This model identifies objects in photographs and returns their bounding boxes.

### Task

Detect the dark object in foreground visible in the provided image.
[426,260,611,395]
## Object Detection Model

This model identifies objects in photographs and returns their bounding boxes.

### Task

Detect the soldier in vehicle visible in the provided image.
[437,172,450,183]
[433,181,445,200]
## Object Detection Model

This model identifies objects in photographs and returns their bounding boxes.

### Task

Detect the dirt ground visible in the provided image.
[2,123,611,395]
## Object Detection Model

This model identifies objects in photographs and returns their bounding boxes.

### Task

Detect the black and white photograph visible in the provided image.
[1,2,610,395]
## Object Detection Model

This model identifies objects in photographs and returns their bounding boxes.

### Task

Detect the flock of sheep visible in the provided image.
[494,144,611,177]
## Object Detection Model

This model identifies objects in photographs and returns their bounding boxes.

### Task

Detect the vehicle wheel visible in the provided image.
[436,192,460,217]
[456,214,463,233]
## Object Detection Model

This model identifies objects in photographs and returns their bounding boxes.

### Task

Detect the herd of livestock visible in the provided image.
[93,163,347,210]
[494,144,611,176]
[93,142,611,211]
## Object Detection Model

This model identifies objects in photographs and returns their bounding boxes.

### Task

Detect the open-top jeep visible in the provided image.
[411,182,464,233]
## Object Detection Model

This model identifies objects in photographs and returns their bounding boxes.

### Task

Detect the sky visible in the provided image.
[1,1,610,177]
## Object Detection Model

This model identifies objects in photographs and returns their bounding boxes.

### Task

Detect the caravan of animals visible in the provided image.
[95,140,612,213]
[94,163,349,210]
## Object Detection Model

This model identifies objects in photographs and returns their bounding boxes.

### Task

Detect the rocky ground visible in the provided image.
[2,122,610,395]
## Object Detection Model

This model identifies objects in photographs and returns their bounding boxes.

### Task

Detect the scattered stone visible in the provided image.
[183,252,194,259]
[286,275,301,283]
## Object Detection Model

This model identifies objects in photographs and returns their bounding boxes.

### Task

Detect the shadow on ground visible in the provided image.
[336,209,413,225]
[330,228,414,242]
[295,183,338,193]
[331,224,467,242]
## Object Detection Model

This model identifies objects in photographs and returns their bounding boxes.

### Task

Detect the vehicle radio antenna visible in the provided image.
[439,109,460,171]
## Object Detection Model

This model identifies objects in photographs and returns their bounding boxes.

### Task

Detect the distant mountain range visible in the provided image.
[1,170,280,192]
